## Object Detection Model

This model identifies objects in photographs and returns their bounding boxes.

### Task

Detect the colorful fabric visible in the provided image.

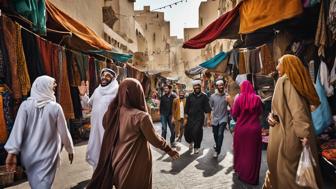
[0,95,8,144]
[12,0,46,35]
[1,15,22,100]
[322,149,336,162]
[315,0,327,57]
[200,51,229,69]
[239,0,303,34]
[280,55,320,106]
[328,0,336,41]
[183,5,240,49]
[16,23,31,97]
[2,90,14,132]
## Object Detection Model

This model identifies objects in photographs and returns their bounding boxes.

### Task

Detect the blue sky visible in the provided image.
[135,0,206,38]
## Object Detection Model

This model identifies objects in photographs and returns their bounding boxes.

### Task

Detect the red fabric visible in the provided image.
[183,5,240,49]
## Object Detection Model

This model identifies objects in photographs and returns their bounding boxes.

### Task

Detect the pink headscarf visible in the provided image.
[237,80,261,112]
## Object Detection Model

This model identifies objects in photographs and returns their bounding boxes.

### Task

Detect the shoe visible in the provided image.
[213,145,217,151]
[177,138,182,142]
[189,143,193,150]
[171,142,177,148]
[194,148,200,154]
[213,151,218,158]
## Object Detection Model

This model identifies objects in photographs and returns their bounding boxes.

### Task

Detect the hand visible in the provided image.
[301,137,308,146]
[68,153,74,164]
[172,118,175,123]
[167,149,180,160]
[207,120,211,127]
[267,113,278,127]
[78,81,89,96]
[183,118,188,126]
[6,154,17,172]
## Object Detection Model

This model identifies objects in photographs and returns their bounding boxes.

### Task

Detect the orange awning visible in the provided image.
[46,0,112,50]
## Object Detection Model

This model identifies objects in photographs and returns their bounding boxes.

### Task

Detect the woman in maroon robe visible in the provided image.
[87,78,179,189]
[232,80,263,185]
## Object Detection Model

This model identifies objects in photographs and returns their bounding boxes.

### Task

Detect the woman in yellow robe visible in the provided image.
[266,55,323,188]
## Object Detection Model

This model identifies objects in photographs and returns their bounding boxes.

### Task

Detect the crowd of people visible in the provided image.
[3,54,324,189]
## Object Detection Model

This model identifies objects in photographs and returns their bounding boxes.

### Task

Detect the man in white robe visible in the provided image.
[79,68,119,170]
[5,75,74,189]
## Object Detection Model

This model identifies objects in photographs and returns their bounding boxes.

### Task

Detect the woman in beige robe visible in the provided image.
[86,78,179,189]
[266,55,323,189]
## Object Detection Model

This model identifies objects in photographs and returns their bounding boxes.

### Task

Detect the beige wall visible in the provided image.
[135,7,171,73]
[49,0,104,37]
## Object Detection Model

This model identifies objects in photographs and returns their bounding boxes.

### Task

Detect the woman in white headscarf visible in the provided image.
[5,75,74,189]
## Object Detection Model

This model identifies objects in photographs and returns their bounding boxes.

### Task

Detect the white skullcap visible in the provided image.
[215,80,224,85]
[192,80,201,86]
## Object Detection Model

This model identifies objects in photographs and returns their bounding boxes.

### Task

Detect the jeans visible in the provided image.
[160,115,175,144]
[213,122,226,154]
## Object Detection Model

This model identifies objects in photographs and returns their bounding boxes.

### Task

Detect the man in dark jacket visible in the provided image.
[160,85,176,147]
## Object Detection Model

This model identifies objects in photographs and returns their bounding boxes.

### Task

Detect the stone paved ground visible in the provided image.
[6,123,335,189]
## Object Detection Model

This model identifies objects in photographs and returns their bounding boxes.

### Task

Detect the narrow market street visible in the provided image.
[7,123,268,189]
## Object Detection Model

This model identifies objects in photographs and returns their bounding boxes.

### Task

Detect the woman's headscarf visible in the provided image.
[87,78,147,189]
[237,80,261,112]
[28,75,56,108]
[279,54,320,106]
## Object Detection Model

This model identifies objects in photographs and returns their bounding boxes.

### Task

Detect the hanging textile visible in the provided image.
[0,17,11,86]
[183,4,240,49]
[36,37,52,76]
[315,0,327,57]
[2,89,14,132]
[73,53,89,81]
[16,24,31,97]
[89,57,98,96]
[328,0,336,41]
[0,95,8,144]
[312,71,332,135]
[66,50,81,86]
[249,48,262,73]
[260,44,275,74]
[238,51,246,74]
[319,61,334,97]
[1,15,22,100]
[58,47,75,119]
[21,29,45,82]
[12,0,47,35]
[239,0,303,34]
[70,87,82,119]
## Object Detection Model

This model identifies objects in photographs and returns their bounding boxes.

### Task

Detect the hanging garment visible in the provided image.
[16,23,31,97]
[249,48,262,73]
[21,29,45,82]
[12,0,47,35]
[70,87,82,119]
[328,0,336,41]
[66,50,81,86]
[74,53,88,81]
[0,94,8,144]
[89,57,98,96]
[312,71,332,135]
[0,19,11,85]
[37,37,52,76]
[239,0,303,34]
[315,0,327,57]
[238,52,246,74]
[1,15,22,100]
[319,61,334,97]
[57,47,74,119]
[2,89,14,132]
[229,49,239,66]
[260,44,275,74]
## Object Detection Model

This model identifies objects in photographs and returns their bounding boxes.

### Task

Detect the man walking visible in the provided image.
[210,80,229,158]
[172,90,186,142]
[160,84,176,147]
[185,80,211,154]
[78,68,119,170]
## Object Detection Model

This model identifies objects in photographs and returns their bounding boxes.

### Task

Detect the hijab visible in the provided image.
[28,75,56,108]
[237,80,261,112]
[279,54,320,106]
[87,78,147,189]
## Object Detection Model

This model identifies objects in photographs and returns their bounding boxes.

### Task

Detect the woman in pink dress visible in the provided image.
[232,80,263,185]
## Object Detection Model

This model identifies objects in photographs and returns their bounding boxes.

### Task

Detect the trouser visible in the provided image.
[174,118,184,140]
[160,115,175,144]
[185,119,203,149]
[212,122,226,154]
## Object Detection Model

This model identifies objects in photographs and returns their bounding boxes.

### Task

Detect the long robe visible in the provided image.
[232,92,263,185]
[112,107,171,189]
[184,92,211,149]
[5,100,74,189]
[268,76,323,189]
[81,80,118,169]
